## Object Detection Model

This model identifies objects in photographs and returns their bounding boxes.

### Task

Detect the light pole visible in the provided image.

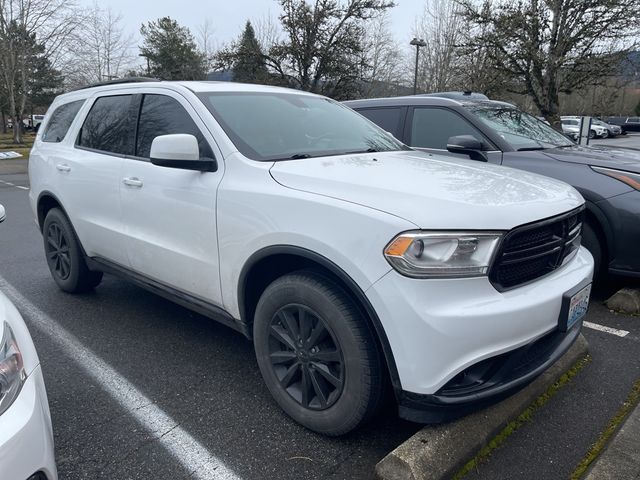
[410,38,427,95]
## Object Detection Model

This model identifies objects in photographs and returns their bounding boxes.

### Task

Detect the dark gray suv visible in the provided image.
[345,93,640,278]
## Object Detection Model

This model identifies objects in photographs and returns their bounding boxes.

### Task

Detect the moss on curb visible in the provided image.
[452,354,592,480]
[570,379,640,479]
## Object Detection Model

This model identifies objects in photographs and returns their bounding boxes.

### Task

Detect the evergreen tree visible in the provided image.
[140,17,206,80]
[233,22,268,84]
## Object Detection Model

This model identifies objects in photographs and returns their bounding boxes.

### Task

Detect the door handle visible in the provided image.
[123,177,143,188]
[56,163,71,172]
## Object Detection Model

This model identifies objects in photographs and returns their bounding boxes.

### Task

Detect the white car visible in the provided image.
[561,116,607,139]
[0,205,57,480]
[28,81,593,435]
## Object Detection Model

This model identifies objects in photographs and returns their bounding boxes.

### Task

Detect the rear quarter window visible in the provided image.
[41,100,85,143]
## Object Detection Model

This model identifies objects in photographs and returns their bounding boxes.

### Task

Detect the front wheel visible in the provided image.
[601,130,609,139]
[589,130,596,139]
[253,271,383,436]
[43,208,103,293]
[582,222,603,278]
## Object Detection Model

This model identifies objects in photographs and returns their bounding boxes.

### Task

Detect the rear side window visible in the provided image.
[41,100,85,143]
[135,94,213,159]
[410,107,486,150]
[356,107,404,139]
[77,95,134,155]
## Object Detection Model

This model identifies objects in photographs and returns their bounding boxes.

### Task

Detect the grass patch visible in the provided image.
[570,379,640,479]
[0,132,34,160]
[453,354,592,480]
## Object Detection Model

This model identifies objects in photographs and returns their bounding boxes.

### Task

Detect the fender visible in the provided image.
[238,244,403,396]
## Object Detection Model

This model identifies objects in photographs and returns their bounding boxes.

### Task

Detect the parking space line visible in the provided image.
[0,276,242,480]
[584,321,630,338]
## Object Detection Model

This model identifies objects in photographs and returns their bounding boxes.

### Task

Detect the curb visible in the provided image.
[582,384,640,480]
[375,334,589,480]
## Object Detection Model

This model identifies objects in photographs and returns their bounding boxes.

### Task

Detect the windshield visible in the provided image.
[467,104,573,150]
[197,92,407,161]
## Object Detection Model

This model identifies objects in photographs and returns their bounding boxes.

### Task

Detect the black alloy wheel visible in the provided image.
[268,304,345,410]
[46,223,71,280]
[42,208,103,293]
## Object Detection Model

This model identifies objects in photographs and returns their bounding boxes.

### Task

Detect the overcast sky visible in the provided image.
[80,0,423,60]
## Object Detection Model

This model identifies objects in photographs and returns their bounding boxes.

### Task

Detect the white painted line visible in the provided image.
[584,321,630,338]
[0,276,242,480]
[14,185,28,190]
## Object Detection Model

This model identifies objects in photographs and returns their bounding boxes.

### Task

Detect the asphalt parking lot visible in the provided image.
[591,132,640,149]
[0,146,639,479]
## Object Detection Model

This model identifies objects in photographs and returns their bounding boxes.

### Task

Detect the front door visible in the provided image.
[120,91,224,305]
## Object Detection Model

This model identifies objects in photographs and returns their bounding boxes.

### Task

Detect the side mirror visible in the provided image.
[150,134,217,172]
[0,204,5,223]
[446,135,487,162]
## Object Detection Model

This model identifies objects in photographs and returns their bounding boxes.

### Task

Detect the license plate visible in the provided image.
[564,284,591,331]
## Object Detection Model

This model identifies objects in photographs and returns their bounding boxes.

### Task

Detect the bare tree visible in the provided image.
[253,12,282,53]
[412,0,465,93]
[196,19,217,73]
[0,0,79,143]
[359,12,405,97]
[459,0,640,125]
[265,0,395,99]
[63,4,136,89]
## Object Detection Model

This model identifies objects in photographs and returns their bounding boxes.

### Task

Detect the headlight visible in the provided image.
[591,166,640,191]
[0,323,26,416]
[384,231,503,278]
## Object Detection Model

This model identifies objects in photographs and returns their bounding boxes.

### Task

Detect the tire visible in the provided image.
[582,222,602,278]
[253,270,383,436]
[589,130,596,139]
[601,130,609,139]
[43,208,103,293]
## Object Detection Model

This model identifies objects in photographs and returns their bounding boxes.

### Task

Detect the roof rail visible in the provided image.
[76,77,160,90]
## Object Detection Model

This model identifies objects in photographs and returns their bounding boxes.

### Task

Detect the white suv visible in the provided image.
[29,80,593,435]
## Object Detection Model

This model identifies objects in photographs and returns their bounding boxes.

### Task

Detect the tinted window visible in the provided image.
[78,95,133,155]
[197,92,406,161]
[410,108,486,149]
[42,100,85,143]
[136,94,213,159]
[628,117,640,123]
[357,108,403,139]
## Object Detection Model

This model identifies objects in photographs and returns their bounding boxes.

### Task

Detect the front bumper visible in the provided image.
[366,246,593,421]
[0,365,57,480]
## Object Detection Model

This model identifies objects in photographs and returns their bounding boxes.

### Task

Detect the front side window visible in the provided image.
[136,94,214,159]
[197,92,406,161]
[42,100,85,143]
[77,95,134,155]
[469,105,574,150]
[410,107,487,150]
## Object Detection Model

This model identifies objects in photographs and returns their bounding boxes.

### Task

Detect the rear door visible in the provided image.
[120,91,224,304]
[57,94,134,266]
[405,107,502,164]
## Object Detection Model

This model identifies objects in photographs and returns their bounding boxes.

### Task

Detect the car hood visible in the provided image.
[543,145,640,173]
[270,150,583,230]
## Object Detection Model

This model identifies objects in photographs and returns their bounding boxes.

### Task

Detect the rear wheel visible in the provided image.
[253,271,383,436]
[43,208,103,293]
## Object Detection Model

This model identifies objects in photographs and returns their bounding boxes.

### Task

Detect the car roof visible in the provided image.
[52,80,316,105]
[343,95,515,109]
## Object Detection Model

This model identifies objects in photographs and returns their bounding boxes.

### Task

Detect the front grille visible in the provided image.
[489,208,583,290]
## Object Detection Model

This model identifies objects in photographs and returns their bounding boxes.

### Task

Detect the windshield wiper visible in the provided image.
[517,146,547,151]
[289,153,313,159]
[342,148,379,155]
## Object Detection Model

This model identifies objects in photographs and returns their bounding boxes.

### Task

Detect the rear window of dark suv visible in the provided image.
[41,100,85,143]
